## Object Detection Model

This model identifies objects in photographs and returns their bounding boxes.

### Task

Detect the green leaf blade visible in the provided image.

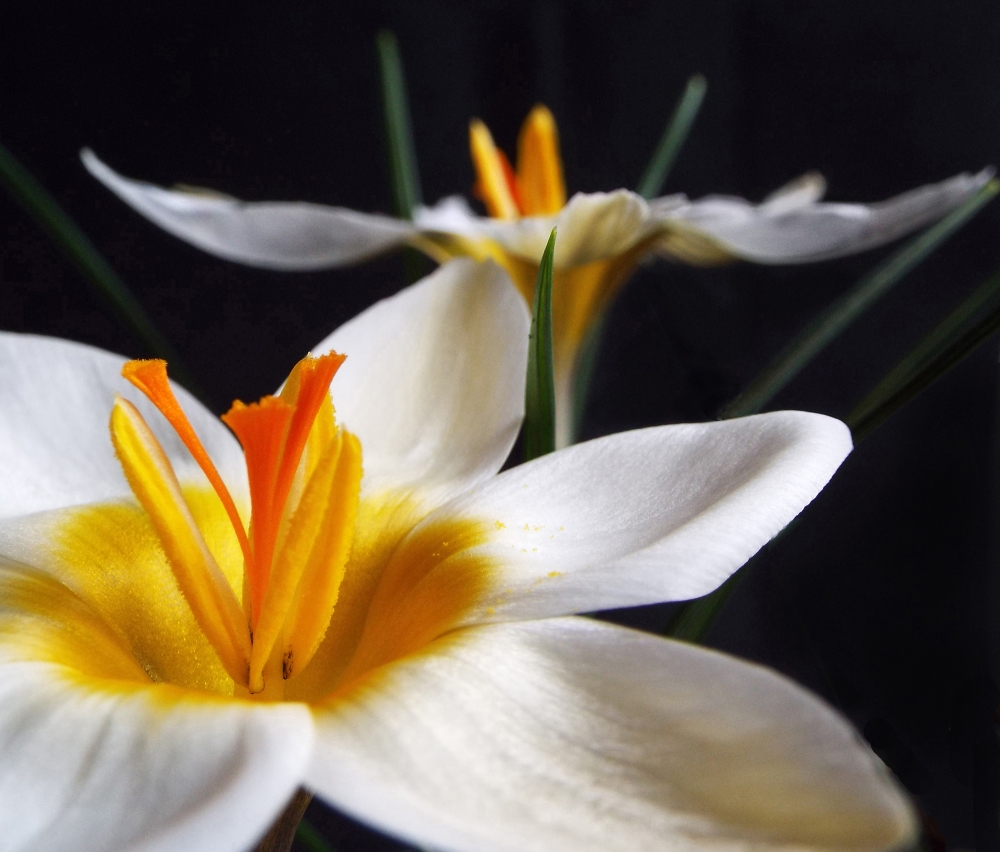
[0,138,204,399]
[375,30,422,220]
[720,179,999,420]
[847,269,1000,441]
[636,74,707,200]
[524,229,558,462]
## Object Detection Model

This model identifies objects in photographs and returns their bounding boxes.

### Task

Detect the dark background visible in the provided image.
[2,1,999,849]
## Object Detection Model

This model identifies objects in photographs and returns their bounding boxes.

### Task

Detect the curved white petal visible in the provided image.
[659,168,994,264]
[0,662,313,852]
[309,618,916,852]
[422,411,851,620]
[418,191,659,268]
[313,258,529,508]
[0,332,245,518]
[82,149,415,270]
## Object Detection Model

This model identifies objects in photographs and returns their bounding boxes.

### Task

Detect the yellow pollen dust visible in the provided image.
[110,355,362,696]
[469,104,566,220]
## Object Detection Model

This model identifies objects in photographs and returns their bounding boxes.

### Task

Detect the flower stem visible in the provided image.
[254,788,313,852]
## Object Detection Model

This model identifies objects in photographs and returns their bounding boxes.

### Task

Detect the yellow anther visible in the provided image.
[516,104,566,216]
[469,119,521,220]
[110,397,252,686]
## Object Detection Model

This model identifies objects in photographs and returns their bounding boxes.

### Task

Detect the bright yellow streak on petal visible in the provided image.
[281,429,362,680]
[469,119,521,220]
[516,105,566,216]
[110,398,251,687]
[338,511,493,685]
[282,490,492,702]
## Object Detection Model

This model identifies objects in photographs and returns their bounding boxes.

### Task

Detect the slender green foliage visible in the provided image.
[636,74,707,200]
[524,230,558,461]
[848,270,1000,441]
[669,182,999,644]
[376,31,422,220]
[0,138,202,397]
[719,179,999,420]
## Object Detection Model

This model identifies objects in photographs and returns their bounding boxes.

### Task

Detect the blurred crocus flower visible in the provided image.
[0,258,912,852]
[83,111,991,444]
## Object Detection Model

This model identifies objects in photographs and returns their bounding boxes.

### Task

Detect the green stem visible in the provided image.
[0,139,204,398]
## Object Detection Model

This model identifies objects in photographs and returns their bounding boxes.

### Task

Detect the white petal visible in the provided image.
[660,168,994,264]
[426,411,851,620]
[309,618,916,852]
[82,149,415,270]
[423,190,659,268]
[313,258,529,507]
[0,662,313,852]
[761,171,828,211]
[0,332,245,518]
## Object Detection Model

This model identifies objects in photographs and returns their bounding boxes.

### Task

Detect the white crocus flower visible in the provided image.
[82,107,992,446]
[0,258,911,852]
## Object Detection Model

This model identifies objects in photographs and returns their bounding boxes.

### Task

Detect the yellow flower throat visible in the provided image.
[110,355,362,698]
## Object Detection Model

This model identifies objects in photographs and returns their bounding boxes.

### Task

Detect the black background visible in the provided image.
[2,1,999,849]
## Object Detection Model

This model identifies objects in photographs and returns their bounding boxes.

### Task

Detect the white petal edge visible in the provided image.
[0,332,245,518]
[308,617,916,852]
[423,411,852,620]
[0,662,313,852]
[659,168,994,264]
[82,149,415,270]
[313,258,530,508]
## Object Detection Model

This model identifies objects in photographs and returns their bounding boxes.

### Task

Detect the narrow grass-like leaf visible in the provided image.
[719,179,999,419]
[636,74,707,200]
[524,229,557,462]
[848,270,1000,441]
[295,818,336,852]
[670,267,1000,644]
[376,30,422,220]
[0,138,203,398]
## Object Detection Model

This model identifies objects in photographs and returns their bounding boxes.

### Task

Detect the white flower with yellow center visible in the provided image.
[82,109,992,445]
[0,259,912,852]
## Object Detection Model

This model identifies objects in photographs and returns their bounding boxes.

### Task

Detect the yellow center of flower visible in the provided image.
[110,355,362,697]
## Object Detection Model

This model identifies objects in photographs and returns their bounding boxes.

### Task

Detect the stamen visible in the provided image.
[247,425,361,692]
[516,104,566,216]
[469,119,521,219]
[110,397,251,685]
[122,360,255,579]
